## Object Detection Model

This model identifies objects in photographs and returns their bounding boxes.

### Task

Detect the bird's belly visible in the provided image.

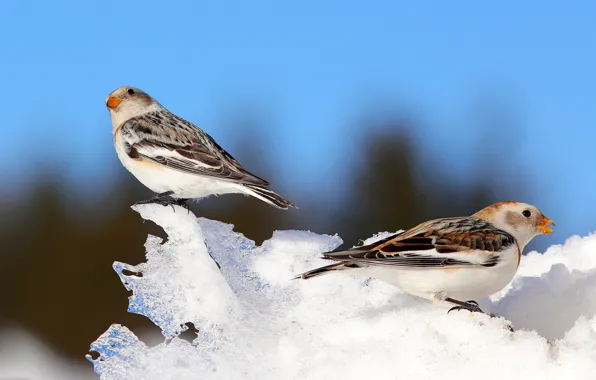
[116,148,239,198]
[359,259,518,301]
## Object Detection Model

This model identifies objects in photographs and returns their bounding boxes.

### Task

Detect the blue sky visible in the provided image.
[1,1,595,247]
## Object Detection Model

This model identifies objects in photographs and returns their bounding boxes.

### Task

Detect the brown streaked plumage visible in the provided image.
[320,217,515,268]
[473,201,519,220]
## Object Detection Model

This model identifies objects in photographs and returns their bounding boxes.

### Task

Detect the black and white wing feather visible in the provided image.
[323,217,516,269]
[118,111,270,186]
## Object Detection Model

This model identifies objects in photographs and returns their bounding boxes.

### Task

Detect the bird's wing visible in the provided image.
[118,113,269,186]
[323,217,516,268]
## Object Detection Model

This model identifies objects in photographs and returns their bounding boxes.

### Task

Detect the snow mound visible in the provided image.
[88,204,596,380]
[110,205,238,339]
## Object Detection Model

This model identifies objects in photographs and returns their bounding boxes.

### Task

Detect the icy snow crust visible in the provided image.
[88,204,596,379]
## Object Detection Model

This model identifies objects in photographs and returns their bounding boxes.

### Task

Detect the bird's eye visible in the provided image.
[522,210,531,218]
[127,88,135,95]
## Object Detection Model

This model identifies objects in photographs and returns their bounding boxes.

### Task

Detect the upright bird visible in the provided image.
[296,201,554,314]
[106,86,294,209]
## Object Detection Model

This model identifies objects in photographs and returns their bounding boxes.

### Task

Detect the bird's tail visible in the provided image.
[292,262,355,280]
[243,184,296,210]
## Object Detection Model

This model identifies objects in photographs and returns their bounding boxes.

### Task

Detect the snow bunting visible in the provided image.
[296,201,554,314]
[106,86,294,209]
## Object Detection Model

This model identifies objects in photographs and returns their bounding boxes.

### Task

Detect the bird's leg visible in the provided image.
[155,191,175,198]
[134,191,174,205]
[445,298,484,314]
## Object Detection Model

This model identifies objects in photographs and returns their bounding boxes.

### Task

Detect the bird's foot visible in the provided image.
[446,298,484,314]
[173,198,191,213]
[134,193,190,213]
[446,298,515,331]
[448,304,484,314]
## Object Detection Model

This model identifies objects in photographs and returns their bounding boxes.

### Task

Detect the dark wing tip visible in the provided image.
[243,184,296,209]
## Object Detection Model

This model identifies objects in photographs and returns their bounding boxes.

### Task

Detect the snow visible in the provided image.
[88,204,596,379]
[112,205,239,339]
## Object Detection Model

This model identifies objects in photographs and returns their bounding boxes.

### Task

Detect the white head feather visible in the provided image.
[474,201,554,251]
[105,86,163,133]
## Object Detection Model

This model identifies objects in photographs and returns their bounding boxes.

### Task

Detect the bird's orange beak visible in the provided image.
[537,216,555,234]
[106,96,122,109]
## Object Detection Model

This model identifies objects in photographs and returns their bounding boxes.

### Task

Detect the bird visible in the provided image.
[295,201,554,314]
[105,86,295,210]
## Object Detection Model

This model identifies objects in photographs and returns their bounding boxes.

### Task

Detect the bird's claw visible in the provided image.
[174,198,191,213]
[447,302,484,314]
[446,301,515,331]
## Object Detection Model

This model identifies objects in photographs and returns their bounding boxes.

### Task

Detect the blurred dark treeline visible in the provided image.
[0,117,527,362]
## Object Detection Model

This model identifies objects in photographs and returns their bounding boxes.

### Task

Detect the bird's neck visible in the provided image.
[110,103,162,133]
[476,214,535,253]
